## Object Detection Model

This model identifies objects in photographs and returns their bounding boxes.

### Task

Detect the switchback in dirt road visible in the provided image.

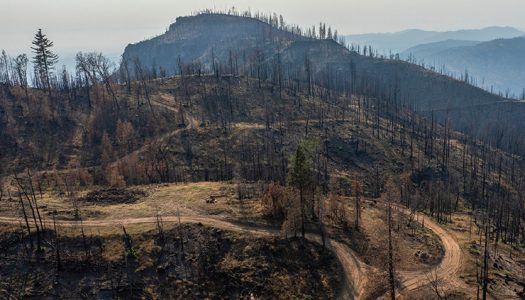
[0,206,466,300]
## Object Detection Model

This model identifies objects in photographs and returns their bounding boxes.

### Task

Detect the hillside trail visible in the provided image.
[5,93,199,182]
[7,94,339,182]
[0,198,466,300]
[108,94,200,168]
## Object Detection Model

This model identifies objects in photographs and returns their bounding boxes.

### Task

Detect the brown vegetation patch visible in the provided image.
[80,188,146,205]
[349,202,445,271]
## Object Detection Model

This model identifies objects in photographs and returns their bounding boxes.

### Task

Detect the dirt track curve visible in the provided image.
[397,210,466,294]
[0,215,361,299]
[0,208,465,300]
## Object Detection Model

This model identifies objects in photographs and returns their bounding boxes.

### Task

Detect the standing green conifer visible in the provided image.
[288,140,315,238]
[31,29,58,94]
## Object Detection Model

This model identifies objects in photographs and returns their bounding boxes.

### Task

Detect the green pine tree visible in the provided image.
[287,140,316,238]
[31,29,58,94]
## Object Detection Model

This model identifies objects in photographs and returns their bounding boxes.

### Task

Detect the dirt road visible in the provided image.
[397,210,467,296]
[0,207,465,299]
[0,214,362,300]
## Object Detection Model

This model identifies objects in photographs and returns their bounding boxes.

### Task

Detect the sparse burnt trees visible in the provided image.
[353,180,362,231]
[228,49,239,77]
[387,197,396,300]
[16,188,33,249]
[14,172,45,252]
[75,53,93,108]
[133,58,155,115]
[119,57,132,95]
[304,53,313,98]
[76,52,119,110]
[426,269,447,300]
[478,222,490,300]
[372,165,383,198]
[440,113,452,172]
[0,51,10,86]
[276,51,283,98]
[52,211,62,271]
[155,212,166,256]
[93,53,120,111]
[253,48,267,89]
[14,54,29,99]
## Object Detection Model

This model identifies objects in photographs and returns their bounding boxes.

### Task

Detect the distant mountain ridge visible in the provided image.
[402,37,525,96]
[343,26,524,53]
[401,39,481,58]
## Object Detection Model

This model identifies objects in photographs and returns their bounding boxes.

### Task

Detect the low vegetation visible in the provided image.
[0,223,340,299]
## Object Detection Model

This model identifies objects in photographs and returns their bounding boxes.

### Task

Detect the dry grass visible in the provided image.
[346,201,444,272]
[7,182,267,231]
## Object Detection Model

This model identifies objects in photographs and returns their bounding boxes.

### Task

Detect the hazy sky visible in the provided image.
[2,0,525,58]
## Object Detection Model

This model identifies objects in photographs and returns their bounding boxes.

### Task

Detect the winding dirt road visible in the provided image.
[398,211,466,293]
[0,207,465,299]
[0,214,361,300]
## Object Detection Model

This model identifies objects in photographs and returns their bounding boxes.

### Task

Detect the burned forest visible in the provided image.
[0,7,524,300]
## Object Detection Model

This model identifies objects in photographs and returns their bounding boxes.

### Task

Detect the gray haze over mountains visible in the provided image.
[344,27,525,97]
[401,37,525,96]
[343,27,524,54]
